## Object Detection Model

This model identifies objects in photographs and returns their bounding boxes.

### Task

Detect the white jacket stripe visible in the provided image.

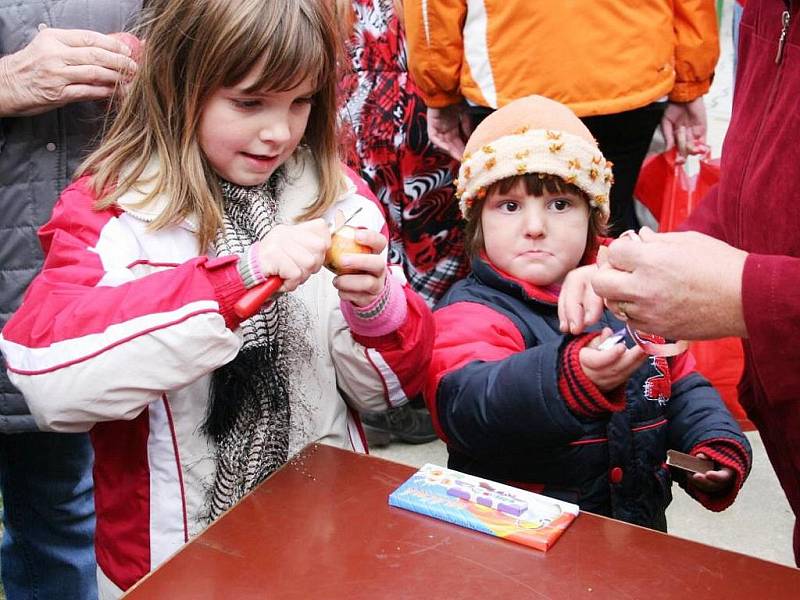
[464,0,497,107]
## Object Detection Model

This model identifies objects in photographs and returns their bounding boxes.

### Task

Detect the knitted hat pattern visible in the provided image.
[456,95,613,220]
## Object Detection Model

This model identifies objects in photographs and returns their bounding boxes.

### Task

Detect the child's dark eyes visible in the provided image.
[499,200,520,213]
[549,198,571,212]
[293,96,314,106]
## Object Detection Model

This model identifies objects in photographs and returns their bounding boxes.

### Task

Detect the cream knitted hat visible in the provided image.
[456,95,613,220]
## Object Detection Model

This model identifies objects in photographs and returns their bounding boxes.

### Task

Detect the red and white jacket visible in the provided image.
[0,153,434,596]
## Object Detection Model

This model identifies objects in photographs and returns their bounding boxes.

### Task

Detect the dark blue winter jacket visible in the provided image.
[425,256,751,530]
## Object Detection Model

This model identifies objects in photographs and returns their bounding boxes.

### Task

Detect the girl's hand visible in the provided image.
[558,264,605,334]
[256,219,331,292]
[579,328,647,391]
[333,229,388,307]
[688,453,735,494]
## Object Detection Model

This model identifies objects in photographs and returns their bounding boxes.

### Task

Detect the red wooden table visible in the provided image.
[124,443,799,599]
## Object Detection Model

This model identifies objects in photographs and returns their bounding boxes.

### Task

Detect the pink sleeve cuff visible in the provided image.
[340,274,408,337]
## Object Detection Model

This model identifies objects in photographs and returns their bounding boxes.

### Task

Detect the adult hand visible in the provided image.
[558,264,605,334]
[333,229,388,307]
[0,27,138,117]
[591,227,748,340]
[257,219,331,293]
[427,104,471,160]
[579,328,648,392]
[660,98,708,164]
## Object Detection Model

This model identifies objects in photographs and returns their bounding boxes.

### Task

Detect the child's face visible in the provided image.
[481,179,590,287]
[198,67,315,186]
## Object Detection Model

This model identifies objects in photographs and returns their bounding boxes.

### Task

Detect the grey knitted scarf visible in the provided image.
[203,170,298,521]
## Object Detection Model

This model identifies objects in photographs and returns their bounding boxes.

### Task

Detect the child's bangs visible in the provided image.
[493,173,590,203]
[223,6,329,95]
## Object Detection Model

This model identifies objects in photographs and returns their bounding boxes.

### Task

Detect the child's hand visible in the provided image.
[332,229,388,307]
[257,219,331,292]
[579,328,647,391]
[688,453,735,494]
[558,264,605,335]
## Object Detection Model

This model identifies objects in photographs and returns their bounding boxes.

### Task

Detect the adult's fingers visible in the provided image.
[661,116,675,152]
[603,235,650,273]
[637,226,657,242]
[436,132,464,161]
[62,45,137,76]
[558,301,583,334]
[459,110,475,140]
[676,125,688,157]
[52,28,134,57]
[591,265,638,303]
[57,83,116,104]
[62,64,131,87]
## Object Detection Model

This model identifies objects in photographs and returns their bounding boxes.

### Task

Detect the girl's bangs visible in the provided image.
[224,9,329,94]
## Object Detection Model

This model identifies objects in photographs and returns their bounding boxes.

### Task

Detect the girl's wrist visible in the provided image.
[341,274,407,337]
[236,242,269,289]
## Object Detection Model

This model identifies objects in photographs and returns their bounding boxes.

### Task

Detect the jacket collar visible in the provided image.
[471,237,602,306]
[115,151,325,232]
[471,253,560,305]
[115,157,199,231]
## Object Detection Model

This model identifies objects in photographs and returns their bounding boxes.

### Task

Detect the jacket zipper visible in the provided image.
[776,7,792,63]
[737,2,793,244]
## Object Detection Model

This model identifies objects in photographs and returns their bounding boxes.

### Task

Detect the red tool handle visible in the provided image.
[233,276,283,319]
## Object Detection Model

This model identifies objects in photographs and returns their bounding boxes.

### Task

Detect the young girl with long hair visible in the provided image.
[0,0,433,595]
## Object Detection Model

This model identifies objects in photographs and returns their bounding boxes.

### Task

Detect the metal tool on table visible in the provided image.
[233,207,364,319]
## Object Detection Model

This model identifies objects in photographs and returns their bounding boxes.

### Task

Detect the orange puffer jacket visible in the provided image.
[404,0,719,116]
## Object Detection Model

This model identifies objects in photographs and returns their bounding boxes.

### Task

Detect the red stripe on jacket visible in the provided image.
[91,410,152,591]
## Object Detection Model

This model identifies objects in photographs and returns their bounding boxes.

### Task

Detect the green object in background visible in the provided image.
[717,0,725,26]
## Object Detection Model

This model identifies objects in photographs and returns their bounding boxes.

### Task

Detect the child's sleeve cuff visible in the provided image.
[685,438,752,512]
[340,273,408,337]
[558,332,626,419]
[204,255,248,330]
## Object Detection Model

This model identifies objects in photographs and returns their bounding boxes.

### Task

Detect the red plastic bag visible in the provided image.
[634,149,752,429]
[635,147,720,231]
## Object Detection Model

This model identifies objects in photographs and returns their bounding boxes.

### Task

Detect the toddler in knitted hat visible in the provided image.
[423,95,750,529]
[457,94,612,278]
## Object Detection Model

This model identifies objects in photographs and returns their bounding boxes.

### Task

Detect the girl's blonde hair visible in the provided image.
[79,0,344,251]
